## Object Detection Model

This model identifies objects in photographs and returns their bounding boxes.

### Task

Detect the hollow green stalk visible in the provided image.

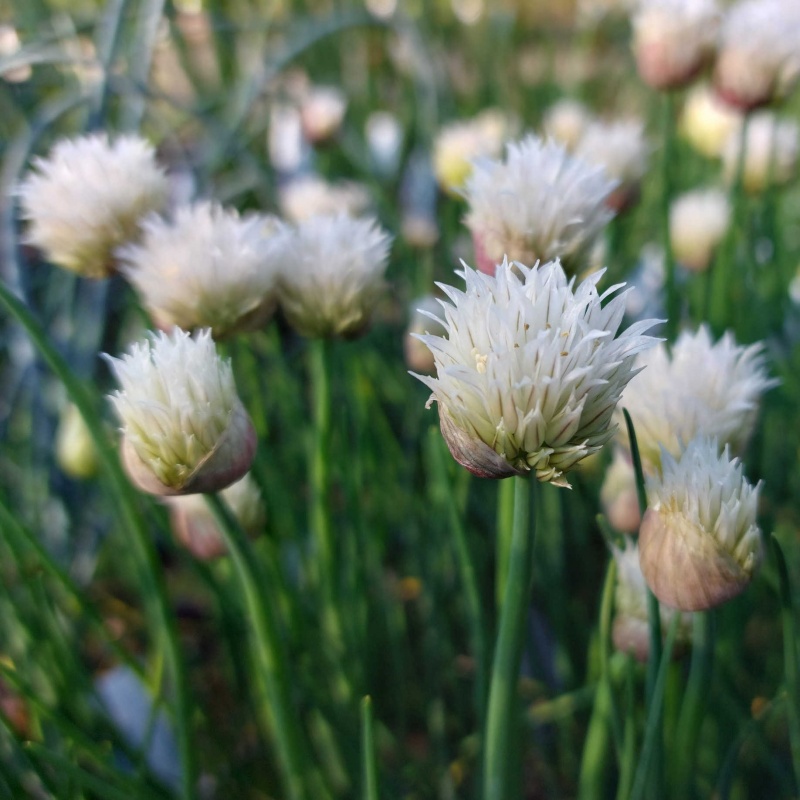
[771,536,800,793]
[205,492,314,800]
[483,475,537,800]
[361,696,379,800]
[495,478,515,611]
[661,92,678,342]
[0,282,196,800]
[673,611,715,798]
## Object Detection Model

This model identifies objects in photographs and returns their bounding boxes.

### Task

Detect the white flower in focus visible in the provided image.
[542,99,594,152]
[612,540,692,661]
[413,259,661,486]
[167,472,266,560]
[19,134,168,278]
[616,325,775,473]
[120,202,284,339]
[723,112,799,193]
[631,0,720,90]
[279,175,371,224]
[679,84,744,158]
[404,295,448,374]
[639,436,763,611]
[714,0,800,110]
[106,329,256,496]
[574,119,650,211]
[670,187,731,272]
[464,136,617,275]
[276,214,392,339]
[432,108,518,193]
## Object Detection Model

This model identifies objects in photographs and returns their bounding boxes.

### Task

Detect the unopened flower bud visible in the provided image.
[542,99,593,152]
[55,403,98,480]
[600,449,641,533]
[300,85,347,143]
[679,84,743,159]
[167,473,265,560]
[670,187,731,272]
[639,436,763,611]
[106,329,256,496]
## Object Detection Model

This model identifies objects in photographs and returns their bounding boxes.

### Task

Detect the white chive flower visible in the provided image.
[669,187,731,272]
[574,119,650,212]
[679,84,744,159]
[119,202,284,339]
[616,325,776,474]
[631,0,721,90]
[413,258,661,487]
[166,472,266,561]
[432,108,519,193]
[464,136,617,276]
[542,99,594,153]
[18,133,168,278]
[714,0,800,111]
[612,540,692,661]
[276,214,392,339]
[278,175,371,224]
[106,329,256,496]
[723,112,799,193]
[639,436,763,611]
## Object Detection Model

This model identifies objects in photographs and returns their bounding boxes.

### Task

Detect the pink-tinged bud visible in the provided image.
[639,437,763,611]
[600,449,641,533]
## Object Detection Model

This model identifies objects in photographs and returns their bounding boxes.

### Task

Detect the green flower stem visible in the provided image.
[483,475,537,800]
[771,536,800,793]
[630,616,680,800]
[710,114,749,336]
[205,493,313,800]
[0,281,196,800]
[673,611,715,798]
[661,91,678,342]
[578,557,622,798]
[427,429,488,719]
[616,657,637,800]
[495,478,515,610]
[361,696,379,800]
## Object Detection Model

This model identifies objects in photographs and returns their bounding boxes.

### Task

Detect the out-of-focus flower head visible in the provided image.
[723,112,799,193]
[18,134,168,278]
[279,175,371,224]
[612,540,693,661]
[55,402,98,480]
[574,119,650,212]
[365,111,404,176]
[300,85,348,143]
[600,448,641,533]
[615,325,776,474]
[166,472,266,560]
[679,83,744,158]
[106,329,256,496]
[120,202,284,339]
[464,135,617,275]
[631,0,721,90]
[432,108,519,194]
[412,258,661,486]
[276,214,392,339]
[714,0,800,111]
[541,98,594,152]
[669,187,731,271]
[0,25,31,82]
[639,436,763,611]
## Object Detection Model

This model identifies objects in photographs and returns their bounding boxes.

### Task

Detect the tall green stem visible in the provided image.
[673,611,715,798]
[771,536,800,794]
[483,476,537,800]
[495,478,515,611]
[0,282,196,800]
[661,91,678,342]
[205,493,314,800]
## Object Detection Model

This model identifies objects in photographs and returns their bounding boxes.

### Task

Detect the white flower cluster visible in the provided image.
[414,258,659,486]
[464,136,617,274]
[640,436,762,610]
[616,326,775,473]
[276,214,392,339]
[121,202,285,338]
[19,134,168,277]
[106,329,255,495]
